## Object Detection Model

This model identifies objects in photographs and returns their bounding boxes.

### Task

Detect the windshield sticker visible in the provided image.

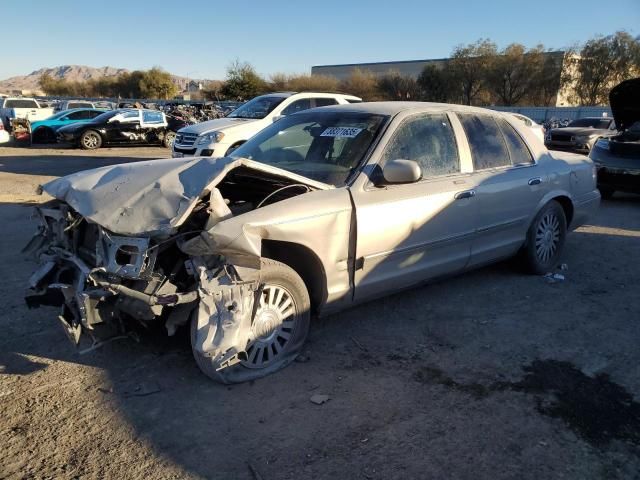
[320,127,363,138]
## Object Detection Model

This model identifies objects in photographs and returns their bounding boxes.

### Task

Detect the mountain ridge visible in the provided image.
[0,65,207,93]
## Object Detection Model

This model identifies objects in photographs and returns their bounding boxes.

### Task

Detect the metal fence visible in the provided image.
[488,106,612,124]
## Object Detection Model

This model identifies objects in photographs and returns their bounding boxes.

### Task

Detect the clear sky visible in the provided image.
[2,0,639,80]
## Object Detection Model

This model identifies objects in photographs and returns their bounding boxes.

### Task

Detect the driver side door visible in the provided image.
[351,112,478,302]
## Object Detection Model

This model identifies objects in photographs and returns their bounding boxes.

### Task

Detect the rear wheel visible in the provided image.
[191,258,310,383]
[163,131,176,148]
[523,200,567,275]
[79,130,102,150]
[32,127,55,144]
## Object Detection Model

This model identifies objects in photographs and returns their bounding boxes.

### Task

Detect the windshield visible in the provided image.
[568,118,613,129]
[230,111,387,186]
[4,99,38,108]
[227,95,287,119]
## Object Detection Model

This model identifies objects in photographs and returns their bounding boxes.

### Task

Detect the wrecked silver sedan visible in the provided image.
[25,103,600,383]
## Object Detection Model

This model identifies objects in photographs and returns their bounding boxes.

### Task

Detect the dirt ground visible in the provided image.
[1,144,639,480]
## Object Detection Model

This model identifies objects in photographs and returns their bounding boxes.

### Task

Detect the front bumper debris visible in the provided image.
[24,202,263,372]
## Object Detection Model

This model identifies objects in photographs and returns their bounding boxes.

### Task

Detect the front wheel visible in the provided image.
[191,258,310,383]
[522,200,567,275]
[79,130,102,150]
[163,131,176,148]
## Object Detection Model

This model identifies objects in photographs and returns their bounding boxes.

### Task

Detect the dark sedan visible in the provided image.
[56,109,185,149]
[589,77,640,199]
[545,117,617,154]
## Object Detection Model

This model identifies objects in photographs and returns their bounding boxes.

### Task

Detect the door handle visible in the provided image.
[528,177,542,186]
[454,189,476,200]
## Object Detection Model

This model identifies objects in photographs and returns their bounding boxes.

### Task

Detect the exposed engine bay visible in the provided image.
[24,163,316,377]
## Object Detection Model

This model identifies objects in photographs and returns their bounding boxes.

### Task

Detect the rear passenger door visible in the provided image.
[456,113,545,267]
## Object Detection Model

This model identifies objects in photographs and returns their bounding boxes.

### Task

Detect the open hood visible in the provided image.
[41,156,330,237]
[610,77,640,131]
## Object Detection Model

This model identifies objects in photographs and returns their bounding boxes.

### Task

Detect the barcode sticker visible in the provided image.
[320,127,363,138]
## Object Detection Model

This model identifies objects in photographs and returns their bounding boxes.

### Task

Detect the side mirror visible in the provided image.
[378,159,422,185]
[272,115,284,123]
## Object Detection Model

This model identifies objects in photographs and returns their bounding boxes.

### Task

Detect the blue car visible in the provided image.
[31,108,106,144]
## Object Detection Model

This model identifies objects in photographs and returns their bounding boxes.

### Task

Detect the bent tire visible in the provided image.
[523,200,567,275]
[79,130,102,150]
[191,258,311,384]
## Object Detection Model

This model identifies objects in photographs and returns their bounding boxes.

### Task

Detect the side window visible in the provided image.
[142,111,164,124]
[496,118,534,165]
[313,98,338,108]
[380,114,460,177]
[121,110,140,122]
[66,111,86,120]
[281,99,311,116]
[458,114,510,170]
[88,110,103,119]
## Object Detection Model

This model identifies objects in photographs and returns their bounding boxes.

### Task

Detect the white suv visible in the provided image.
[172,91,361,158]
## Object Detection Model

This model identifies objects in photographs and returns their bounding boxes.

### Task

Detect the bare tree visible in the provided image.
[417,64,452,102]
[485,44,544,106]
[376,71,421,100]
[339,68,383,101]
[570,31,640,105]
[447,39,497,105]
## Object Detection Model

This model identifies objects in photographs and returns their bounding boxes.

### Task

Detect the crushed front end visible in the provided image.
[23,201,205,345]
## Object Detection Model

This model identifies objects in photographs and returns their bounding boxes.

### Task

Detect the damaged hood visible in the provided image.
[178,117,259,135]
[610,77,640,131]
[42,156,331,237]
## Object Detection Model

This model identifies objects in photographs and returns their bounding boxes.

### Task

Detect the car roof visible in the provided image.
[309,101,507,116]
[260,91,361,100]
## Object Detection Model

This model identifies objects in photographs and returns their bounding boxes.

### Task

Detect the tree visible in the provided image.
[485,44,544,106]
[417,64,452,102]
[376,71,421,100]
[339,68,382,101]
[220,60,267,100]
[570,31,640,105]
[447,39,497,105]
[139,67,178,99]
[285,74,339,93]
[202,80,225,100]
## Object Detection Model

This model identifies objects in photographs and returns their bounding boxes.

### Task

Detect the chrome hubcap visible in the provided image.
[535,212,560,264]
[242,284,296,368]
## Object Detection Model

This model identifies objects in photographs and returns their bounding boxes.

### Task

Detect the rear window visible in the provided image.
[68,102,93,109]
[496,118,534,165]
[567,118,613,129]
[4,99,38,108]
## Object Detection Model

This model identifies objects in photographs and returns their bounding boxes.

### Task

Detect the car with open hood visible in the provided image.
[25,102,600,383]
[589,77,640,199]
[545,116,617,154]
[172,92,361,158]
[56,108,184,149]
